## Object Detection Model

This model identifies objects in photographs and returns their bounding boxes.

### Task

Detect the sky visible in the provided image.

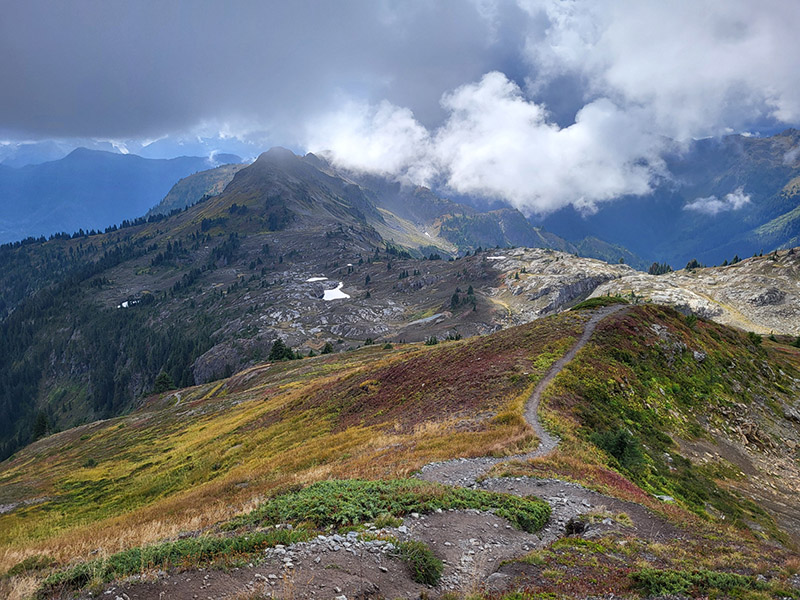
[3,0,800,215]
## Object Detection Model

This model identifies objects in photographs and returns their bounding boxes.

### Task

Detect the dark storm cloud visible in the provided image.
[0,0,527,139]
[4,1,800,214]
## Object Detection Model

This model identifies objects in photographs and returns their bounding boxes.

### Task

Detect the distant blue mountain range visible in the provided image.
[2,130,799,265]
[537,130,800,267]
[0,148,240,243]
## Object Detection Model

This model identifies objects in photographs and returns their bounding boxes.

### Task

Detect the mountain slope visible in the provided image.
[2,146,797,467]
[437,208,572,252]
[146,162,246,217]
[0,149,524,459]
[0,312,584,576]
[1,305,798,598]
[312,154,644,265]
[534,304,800,537]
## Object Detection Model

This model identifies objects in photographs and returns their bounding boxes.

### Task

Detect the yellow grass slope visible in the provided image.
[0,311,584,576]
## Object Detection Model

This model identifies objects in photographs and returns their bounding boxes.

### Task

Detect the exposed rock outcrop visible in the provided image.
[485,248,633,322]
[591,249,800,334]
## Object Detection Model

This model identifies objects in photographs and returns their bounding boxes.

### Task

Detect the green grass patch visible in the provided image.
[570,296,629,311]
[394,539,443,585]
[373,513,403,528]
[631,568,772,597]
[227,479,550,533]
[37,528,311,598]
[4,554,53,578]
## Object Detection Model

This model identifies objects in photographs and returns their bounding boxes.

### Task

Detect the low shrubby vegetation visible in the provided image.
[0,312,581,595]
[3,305,799,599]
[36,529,310,598]
[228,479,550,533]
[631,567,769,596]
[507,535,799,600]
[516,305,798,537]
[33,479,548,594]
[394,539,444,585]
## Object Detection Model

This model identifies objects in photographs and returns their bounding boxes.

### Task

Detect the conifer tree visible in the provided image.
[154,371,176,394]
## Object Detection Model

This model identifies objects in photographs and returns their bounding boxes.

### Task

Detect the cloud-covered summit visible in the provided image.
[3,1,800,214]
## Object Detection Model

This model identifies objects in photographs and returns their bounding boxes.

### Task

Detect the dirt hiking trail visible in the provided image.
[418,304,627,486]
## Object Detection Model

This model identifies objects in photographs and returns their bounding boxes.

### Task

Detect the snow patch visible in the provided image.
[486,256,507,260]
[323,282,350,301]
[306,276,328,282]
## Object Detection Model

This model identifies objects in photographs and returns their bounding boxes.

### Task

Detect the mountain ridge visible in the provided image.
[0,149,797,465]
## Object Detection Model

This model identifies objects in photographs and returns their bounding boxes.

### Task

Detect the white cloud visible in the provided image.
[784,146,800,166]
[684,187,751,216]
[304,1,800,215]
[5,1,800,213]
[308,72,667,215]
[307,100,435,185]
[521,0,800,140]
[432,73,665,213]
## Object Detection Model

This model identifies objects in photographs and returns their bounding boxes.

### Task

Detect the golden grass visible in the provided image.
[0,574,38,600]
[0,340,545,579]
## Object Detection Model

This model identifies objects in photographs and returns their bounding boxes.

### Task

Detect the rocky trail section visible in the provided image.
[408,303,684,591]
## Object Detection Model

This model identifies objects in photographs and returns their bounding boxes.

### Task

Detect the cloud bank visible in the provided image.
[310,72,667,214]
[3,1,800,213]
[308,0,800,214]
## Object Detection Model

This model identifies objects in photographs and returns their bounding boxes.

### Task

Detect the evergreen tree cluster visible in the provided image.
[721,254,741,266]
[450,286,477,310]
[685,258,704,270]
[268,338,302,361]
[0,233,225,460]
[648,262,673,275]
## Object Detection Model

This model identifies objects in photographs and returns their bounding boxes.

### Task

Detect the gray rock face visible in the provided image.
[785,405,800,423]
[485,248,633,322]
[591,249,800,335]
[749,287,785,306]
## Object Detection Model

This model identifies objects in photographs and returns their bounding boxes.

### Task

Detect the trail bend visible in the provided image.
[417,304,627,486]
